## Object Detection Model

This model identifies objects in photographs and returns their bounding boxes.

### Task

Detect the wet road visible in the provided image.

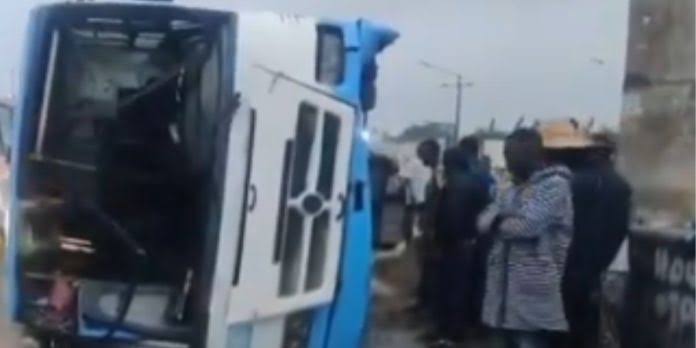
[368,201,491,348]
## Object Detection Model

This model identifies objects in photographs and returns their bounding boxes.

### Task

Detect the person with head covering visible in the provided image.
[539,122,632,348]
[478,128,573,348]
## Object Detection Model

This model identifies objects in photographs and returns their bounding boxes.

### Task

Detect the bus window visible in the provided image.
[315,26,345,86]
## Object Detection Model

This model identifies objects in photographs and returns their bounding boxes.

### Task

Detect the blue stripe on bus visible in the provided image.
[6,7,54,320]
[309,20,397,348]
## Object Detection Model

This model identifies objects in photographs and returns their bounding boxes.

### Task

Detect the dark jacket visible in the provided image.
[435,165,490,247]
[565,164,632,286]
[433,152,490,333]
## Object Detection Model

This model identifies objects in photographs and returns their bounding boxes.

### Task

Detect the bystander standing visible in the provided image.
[427,147,489,347]
[478,128,574,348]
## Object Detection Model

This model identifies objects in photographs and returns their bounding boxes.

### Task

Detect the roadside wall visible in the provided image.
[619,0,695,227]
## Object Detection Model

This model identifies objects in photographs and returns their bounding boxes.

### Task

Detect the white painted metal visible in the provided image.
[206,101,255,348]
[292,111,326,299]
[249,318,285,348]
[220,15,335,348]
[235,13,331,96]
[204,12,356,347]
[225,66,355,325]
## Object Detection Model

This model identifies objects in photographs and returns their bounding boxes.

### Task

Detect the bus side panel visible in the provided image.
[309,20,398,348]
[6,7,55,320]
[307,20,366,348]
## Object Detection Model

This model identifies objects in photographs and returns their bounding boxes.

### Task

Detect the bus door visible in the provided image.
[207,67,355,347]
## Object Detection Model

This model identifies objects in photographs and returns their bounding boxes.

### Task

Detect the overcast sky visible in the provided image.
[0,0,630,134]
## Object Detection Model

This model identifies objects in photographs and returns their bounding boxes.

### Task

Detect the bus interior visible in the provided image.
[17,4,235,344]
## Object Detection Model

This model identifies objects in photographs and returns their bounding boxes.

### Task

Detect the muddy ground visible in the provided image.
[367,202,491,348]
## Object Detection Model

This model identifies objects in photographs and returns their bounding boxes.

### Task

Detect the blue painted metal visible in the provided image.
[5,7,398,346]
[308,20,398,348]
[6,6,55,319]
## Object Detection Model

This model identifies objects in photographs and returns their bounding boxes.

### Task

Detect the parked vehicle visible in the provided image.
[3,2,397,347]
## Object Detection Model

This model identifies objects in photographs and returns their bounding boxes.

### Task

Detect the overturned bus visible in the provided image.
[4,2,398,347]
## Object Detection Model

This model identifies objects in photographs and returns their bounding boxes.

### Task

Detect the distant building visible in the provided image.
[369,121,450,175]
[474,129,507,172]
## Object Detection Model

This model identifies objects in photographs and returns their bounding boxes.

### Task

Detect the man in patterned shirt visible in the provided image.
[479,128,573,348]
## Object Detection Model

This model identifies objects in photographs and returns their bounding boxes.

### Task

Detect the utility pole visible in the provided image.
[454,75,462,141]
[419,60,473,144]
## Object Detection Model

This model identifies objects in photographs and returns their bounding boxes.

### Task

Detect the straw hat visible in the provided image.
[538,120,595,149]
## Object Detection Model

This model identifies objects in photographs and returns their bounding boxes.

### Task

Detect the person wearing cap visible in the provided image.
[478,128,573,348]
[540,123,632,348]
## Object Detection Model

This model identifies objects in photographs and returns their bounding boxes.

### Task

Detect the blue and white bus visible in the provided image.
[4,2,397,347]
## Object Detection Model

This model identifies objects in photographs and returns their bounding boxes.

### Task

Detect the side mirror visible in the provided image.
[0,103,12,162]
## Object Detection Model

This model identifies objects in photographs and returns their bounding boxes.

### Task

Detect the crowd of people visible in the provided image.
[370,122,632,348]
